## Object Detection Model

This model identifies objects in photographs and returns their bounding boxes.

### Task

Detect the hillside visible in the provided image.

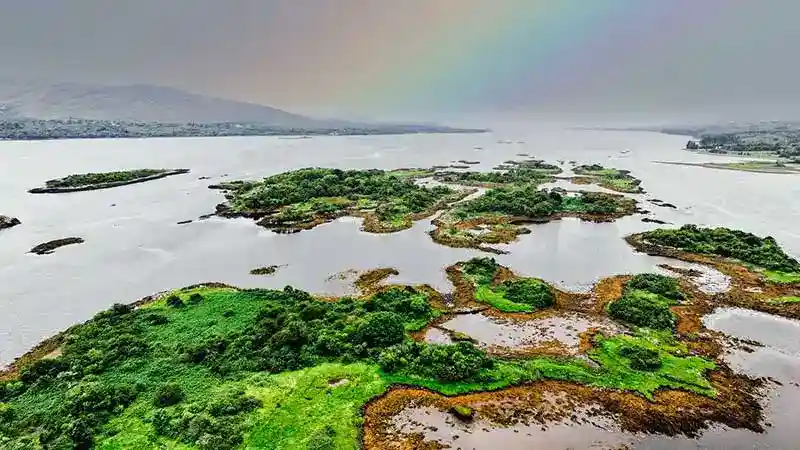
[0,79,336,127]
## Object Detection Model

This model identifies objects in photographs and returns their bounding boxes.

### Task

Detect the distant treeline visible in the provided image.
[0,118,486,141]
[662,123,800,159]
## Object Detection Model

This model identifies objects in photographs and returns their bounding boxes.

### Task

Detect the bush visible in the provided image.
[187,293,204,305]
[166,295,185,308]
[607,292,676,330]
[356,312,405,348]
[626,274,684,300]
[500,279,554,309]
[154,383,184,407]
[619,346,662,371]
[379,341,493,382]
[20,358,70,385]
[460,257,499,284]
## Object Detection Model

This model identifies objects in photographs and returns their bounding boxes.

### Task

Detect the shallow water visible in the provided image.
[1,124,799,365]
[438,311,622,352]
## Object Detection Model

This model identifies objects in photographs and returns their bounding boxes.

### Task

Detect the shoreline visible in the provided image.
[654,160,800,174]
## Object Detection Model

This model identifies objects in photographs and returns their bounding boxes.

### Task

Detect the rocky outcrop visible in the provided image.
[29,237,84,255]
[0,215,21,230]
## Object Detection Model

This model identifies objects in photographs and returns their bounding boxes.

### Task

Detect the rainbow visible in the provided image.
[254,1,707,112]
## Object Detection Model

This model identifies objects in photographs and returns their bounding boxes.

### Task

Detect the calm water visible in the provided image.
[1,124,799,363]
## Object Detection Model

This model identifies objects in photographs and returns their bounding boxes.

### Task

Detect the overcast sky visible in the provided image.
[1,0,798,119]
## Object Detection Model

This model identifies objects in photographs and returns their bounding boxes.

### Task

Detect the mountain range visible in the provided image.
[0,78,345,128]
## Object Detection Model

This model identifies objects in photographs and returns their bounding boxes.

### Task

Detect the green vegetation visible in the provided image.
[763,271,800,284]
[0,264,719,448]
[217,168,461,232]
[768,296,800,304]
[607,274,684,330]
[434,161,561,186]
[383,331,714,400]
[45,169,167,188]
[573,164,644,193]
[640,225,800,274]
[460,257,555,313]
[459,186,633,219]
[626,273,685,301]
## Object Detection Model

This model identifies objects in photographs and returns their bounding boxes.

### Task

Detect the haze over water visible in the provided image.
[1,123,799,364]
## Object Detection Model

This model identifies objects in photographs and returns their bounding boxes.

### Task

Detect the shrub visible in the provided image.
[460,257,499,284]
[166,295,185,308]
[619,346,662,371]
[187,293,204,305]
[154,383,184,407]
[500,279,555,309]
[20,358,70,385]
[356,312,405,348]
[379,341,493,382]
[626,274,684,300]
[607,292,676,330]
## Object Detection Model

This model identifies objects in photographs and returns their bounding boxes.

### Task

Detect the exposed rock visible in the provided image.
[450,405,475,421]
[29,237,84,255]
[642,217,670,225]
[176,220,193,225]
[0,215,21,230]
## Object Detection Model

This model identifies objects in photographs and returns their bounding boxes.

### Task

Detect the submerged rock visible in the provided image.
[0,215,21,230]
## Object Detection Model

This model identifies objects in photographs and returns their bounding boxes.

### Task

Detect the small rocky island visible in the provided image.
[0,215,21,230]
[29,169,190,193]
[29,237,85,255]
[2,224,796,448]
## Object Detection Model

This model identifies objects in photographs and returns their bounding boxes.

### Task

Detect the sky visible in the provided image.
[1,0,798,119]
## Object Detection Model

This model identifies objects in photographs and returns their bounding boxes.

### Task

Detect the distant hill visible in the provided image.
[0,79,340,128]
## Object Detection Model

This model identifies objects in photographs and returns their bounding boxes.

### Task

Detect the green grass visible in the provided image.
[768,296,800,304]
[474,284,534,312]
[384,331,714,400]
[3,273,718,448]
[244,363,388,450]
[764,270,800,284]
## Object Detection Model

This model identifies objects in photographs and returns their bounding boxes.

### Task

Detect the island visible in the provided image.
[29,169,191,193]
[569,164,645,193]
[0,215,21,230]
[210,161,645,252]
[4,232,791,448]
[28,237,85,255]
[627,225,800,319]
[211,168,472,234]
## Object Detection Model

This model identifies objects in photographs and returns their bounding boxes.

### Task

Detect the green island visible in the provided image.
[29,169,191,193]
[212,168,469,233]
[570,164,645,193]
[633,225,800,284]
[431,184,637,253]
[210,162,642,250]
[3,238,789,448]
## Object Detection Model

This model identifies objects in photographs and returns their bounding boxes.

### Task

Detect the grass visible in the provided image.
[474,284,534,312]
[244,363,388,450]
[763,270,800,284]
[768,296,800,304]
[385,331,714,401]
[3,274,719,448]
